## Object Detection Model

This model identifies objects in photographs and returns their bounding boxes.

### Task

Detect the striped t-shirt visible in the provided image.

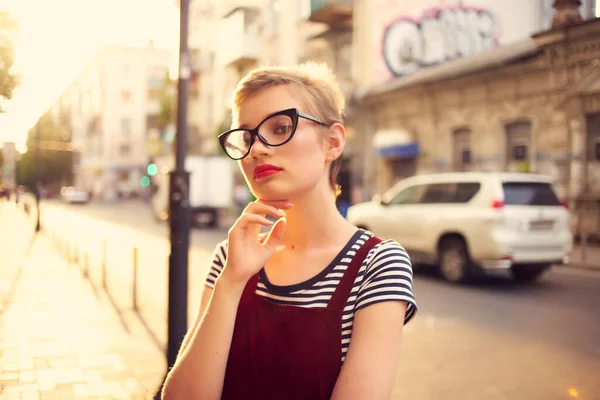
[205,229,417,363]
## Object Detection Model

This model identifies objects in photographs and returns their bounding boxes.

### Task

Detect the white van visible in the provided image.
[347,172,572,283]
[150,155,235,228]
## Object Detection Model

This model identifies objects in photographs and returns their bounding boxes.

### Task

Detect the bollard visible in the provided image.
[83,252,89,278]
[132,247,139,311]
[102,239,107,290]
[67,241,72,265]
[581,233,588,262]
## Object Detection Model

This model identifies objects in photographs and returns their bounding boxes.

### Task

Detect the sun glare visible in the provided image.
[0,0,179,151]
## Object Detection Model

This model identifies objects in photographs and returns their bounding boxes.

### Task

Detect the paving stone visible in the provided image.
[0,204,165,399]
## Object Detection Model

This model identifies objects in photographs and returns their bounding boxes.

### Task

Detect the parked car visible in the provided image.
[347,172,572,283]
[60,186,89,204]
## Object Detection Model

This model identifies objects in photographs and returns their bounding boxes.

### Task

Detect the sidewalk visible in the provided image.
[0,202,166,399]
[569,244,600,271]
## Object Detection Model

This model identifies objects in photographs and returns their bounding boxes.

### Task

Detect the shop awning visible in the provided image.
[373,129,420,158]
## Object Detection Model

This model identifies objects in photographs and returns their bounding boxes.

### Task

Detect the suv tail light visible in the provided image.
[561,200,569,210]
[491,200,505,209]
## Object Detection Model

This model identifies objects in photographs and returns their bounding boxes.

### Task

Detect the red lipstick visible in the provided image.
[254,164,283,180]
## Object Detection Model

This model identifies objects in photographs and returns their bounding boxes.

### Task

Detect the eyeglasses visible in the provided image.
[218,108,327,160]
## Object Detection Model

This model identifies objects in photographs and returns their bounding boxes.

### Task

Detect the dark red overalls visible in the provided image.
[221,236,381,400]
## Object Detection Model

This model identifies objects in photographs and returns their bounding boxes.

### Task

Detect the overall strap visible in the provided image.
[327,236,382,311]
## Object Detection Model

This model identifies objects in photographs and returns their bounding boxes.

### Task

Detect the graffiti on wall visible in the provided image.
[382,6,499,77]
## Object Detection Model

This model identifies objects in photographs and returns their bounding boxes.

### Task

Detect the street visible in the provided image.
[38,200,600,399]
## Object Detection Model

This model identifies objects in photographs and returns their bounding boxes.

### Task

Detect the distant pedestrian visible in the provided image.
[162,63,417,400]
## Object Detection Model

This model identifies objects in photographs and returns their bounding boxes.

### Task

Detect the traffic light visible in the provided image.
[140,176,151,187]
[147,163,158,177]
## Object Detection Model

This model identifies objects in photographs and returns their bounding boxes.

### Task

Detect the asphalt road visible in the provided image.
[36,199,600,400]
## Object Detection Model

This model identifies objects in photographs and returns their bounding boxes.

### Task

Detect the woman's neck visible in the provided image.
[279,188,356,251]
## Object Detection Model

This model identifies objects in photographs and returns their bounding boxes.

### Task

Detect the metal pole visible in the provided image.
[154,1,191,396]
[132,246,138,312]
[35,124,41,232]
[166,0,191,377]
[102,238,107,289]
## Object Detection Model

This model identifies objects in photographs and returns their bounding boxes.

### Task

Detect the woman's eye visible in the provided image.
[275,125,292,134]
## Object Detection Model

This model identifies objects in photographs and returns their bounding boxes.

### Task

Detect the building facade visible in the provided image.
[187,0,356,201]
[352,0,600,237]
[50,45,173,200]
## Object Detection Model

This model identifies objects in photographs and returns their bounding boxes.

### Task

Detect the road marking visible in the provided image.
[552,266,600,279]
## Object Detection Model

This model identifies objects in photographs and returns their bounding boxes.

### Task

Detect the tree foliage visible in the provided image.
[0,11,19,113]
[17,111,74,191]
[158,71,176,130]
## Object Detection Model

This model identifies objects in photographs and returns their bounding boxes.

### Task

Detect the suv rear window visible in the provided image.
[502,182,561,206]
[421,182,481,204]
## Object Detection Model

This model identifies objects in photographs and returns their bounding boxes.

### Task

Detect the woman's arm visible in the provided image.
[332,239,417,399]
[331,301,407,400]
[161,278,245,400]
[161,200,289,399]
[178,286,213,357]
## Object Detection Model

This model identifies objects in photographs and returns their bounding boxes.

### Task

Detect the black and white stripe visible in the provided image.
[205,230,417,362]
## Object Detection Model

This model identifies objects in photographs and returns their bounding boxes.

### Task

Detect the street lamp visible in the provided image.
[155,0,191,396]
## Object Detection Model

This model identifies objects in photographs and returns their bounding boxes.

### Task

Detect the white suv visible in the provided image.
[347,172,572,283]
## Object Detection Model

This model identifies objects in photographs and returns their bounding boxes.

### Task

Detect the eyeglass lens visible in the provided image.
[223,113,294,159]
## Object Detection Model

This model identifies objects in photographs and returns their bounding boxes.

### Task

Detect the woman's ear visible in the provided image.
[325,123,346,161]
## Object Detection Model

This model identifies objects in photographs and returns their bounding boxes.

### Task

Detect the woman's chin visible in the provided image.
[252,185,296,202]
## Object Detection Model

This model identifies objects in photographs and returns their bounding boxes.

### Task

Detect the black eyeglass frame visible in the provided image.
[218,108,328,160]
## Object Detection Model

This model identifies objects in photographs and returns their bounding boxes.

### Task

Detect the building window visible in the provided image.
[119,171,130,182]
[586,113,600,161]
[121,118,131,137]
[506,121,532,172]
[453,128,472,171]
[119,144,130,156]
[121,91,132,103]
[265,1,282,36]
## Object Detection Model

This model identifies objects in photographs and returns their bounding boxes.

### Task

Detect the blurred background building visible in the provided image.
[351,0,600,237]
[45,44,172,201]
[26,0,600,237]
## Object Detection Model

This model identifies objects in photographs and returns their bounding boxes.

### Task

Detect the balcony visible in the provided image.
[190,49,211,74]
[309,0,353,27]
[220,8,260,68]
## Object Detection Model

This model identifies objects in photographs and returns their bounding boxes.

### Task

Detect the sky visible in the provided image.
[0,0,179,151]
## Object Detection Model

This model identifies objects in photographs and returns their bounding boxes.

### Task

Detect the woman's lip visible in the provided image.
[253,164,283,178]
[254,169,282,180]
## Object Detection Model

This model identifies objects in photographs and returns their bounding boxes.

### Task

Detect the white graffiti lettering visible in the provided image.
[383,7,498,77]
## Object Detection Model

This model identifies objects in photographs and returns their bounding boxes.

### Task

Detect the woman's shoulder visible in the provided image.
[362,235,411,266]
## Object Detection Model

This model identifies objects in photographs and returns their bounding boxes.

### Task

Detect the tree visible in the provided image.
[16,111,74,191]
[158,71,176,130]
[0,11,19,113]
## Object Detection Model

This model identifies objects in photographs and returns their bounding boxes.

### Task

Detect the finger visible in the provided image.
[229,213,273,237]
[263,217,286,252]
[244,202,287,219]
[255,199,294,209]
[239,213,274,228]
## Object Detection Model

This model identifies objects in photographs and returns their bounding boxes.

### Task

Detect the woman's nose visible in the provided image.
[248,135,272,158]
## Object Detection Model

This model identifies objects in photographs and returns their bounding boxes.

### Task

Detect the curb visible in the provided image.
[563,263,600,272]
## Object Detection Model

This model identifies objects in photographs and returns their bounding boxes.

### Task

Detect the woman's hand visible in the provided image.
[219,200,291,286]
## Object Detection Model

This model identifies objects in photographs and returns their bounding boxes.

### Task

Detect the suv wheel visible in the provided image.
[511,264,550,283]
[439,238,471,283]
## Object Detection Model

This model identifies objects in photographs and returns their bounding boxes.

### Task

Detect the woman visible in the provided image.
[162,63,417,400]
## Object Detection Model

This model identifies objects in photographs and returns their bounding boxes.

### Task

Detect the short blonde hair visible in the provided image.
[231,62,345,198]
